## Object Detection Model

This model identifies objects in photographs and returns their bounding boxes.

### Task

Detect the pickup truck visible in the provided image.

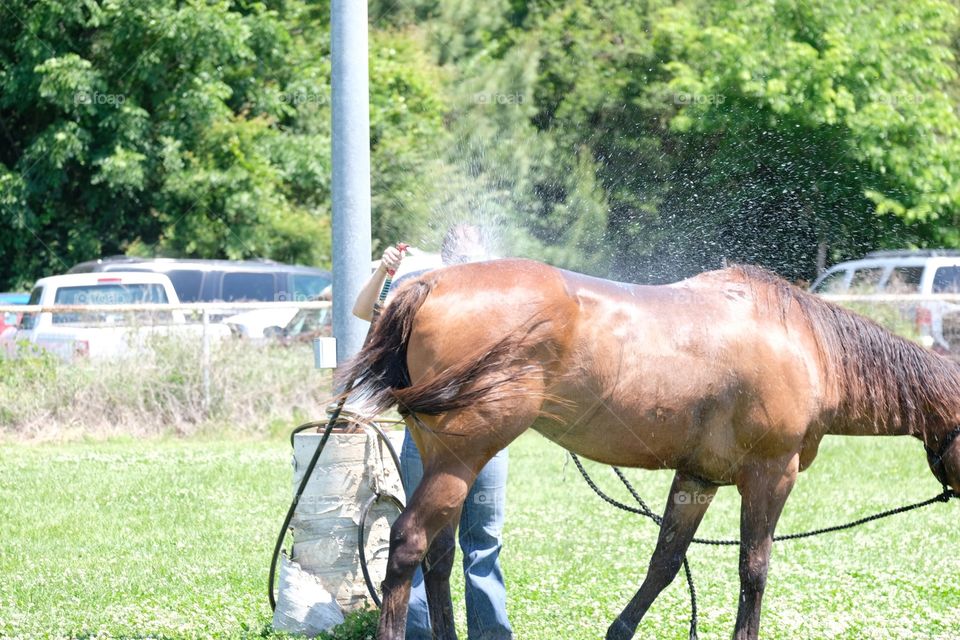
[6,272,229,360]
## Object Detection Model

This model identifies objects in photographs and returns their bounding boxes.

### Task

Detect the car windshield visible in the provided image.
[284,307,330,337]
[52,283,171,325]
[293,274,331,301]
[812,270,847,293]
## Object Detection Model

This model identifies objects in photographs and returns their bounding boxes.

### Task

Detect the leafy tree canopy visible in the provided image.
[3,0,960,289]
[0,0,446,289]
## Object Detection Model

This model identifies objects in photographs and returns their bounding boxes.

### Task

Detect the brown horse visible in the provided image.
[338,258,960,640]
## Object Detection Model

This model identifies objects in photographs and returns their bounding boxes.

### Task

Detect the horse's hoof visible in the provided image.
[606,617,635,640]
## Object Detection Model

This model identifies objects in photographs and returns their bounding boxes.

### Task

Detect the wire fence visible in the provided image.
[0,302,335,438]
[3,292,960,438]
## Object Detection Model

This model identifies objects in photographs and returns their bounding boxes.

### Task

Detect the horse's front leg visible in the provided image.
[606,472,718,640]
[378,469,468,640]
[732,453,799,640]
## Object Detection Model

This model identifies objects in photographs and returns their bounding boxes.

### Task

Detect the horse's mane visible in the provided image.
[731,264,960,434]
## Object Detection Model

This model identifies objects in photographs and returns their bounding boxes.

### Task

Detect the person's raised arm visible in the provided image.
[352,245,403,321]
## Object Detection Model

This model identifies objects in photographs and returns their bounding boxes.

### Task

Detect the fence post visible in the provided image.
[201,308,211,414]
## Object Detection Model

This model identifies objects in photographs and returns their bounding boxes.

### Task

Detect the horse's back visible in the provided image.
[403,259,824,481]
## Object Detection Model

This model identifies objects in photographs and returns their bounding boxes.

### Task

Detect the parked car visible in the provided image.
[222,307,301,339]
[0,292,29,338]
[6,272,229,360]
[68,257,331,305]
[810,249,960,353]
[267,304,333,345]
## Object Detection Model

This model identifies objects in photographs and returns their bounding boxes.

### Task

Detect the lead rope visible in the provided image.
[569,452,957,640]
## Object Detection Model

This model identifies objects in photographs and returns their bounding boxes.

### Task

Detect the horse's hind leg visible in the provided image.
[606,472,718,640]
[378,463,469,640]
[732,453,798,640]
[422,520,459,637]
[378,390,542,640]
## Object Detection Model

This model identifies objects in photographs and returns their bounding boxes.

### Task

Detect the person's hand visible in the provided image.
[380,246,403,274]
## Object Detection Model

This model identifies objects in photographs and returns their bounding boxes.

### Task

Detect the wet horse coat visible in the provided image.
[340,258,960,640]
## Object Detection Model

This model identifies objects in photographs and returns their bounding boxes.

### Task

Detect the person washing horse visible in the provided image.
[352,224,513,640]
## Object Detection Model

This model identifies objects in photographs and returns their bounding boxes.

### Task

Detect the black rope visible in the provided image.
[357,491,406,608]
[569,452,957,638]
[269,417,337,610]
[569,453,661,522]
[612,466,661,524]
[681,557,697,640]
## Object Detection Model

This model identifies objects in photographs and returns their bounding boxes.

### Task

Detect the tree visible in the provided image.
[419,0,960,282]
[642,0,960,279]
[0,0,448,289]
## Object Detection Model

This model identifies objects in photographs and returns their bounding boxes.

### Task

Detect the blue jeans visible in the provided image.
[400,430,512,640]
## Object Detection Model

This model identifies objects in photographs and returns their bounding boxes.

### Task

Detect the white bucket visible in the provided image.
[272,427,405,635]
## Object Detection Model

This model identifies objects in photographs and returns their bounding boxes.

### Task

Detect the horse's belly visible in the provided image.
[534,369,747,474]
[531,410,686,469]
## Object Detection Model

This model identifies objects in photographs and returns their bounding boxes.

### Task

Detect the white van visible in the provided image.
[810,250,960,354]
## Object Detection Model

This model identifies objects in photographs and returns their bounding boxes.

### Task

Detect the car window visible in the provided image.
[18,287,43,330]
[812,270,847,293]
[285,308,330,338]
[165,270,203,302]
[293,274,330,301]
[52,284,171,324]
[848,267,884,293]
[221,272,276,302]
[932,266,960,293]
[53,283,169,306]
[884,266,924,294]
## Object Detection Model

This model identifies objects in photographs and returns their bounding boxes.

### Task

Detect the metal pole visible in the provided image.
[331,0,372,365]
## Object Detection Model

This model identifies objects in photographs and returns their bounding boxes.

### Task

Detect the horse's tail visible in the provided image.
[336,280,433,416]
[338,279,543,417]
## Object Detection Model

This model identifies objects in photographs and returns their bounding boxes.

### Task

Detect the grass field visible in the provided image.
[1,431,958,639]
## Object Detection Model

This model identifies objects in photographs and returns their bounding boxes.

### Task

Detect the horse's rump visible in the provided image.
[338,268,556,419]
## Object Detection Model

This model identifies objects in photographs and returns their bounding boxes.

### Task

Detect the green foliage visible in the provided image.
[408,0,960,281]
[637,0,960,279]
[5,0,960,287]
[0,0,446,289]
[316,609,379,640]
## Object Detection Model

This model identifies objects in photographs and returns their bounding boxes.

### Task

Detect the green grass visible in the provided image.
[1,432,958,639]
